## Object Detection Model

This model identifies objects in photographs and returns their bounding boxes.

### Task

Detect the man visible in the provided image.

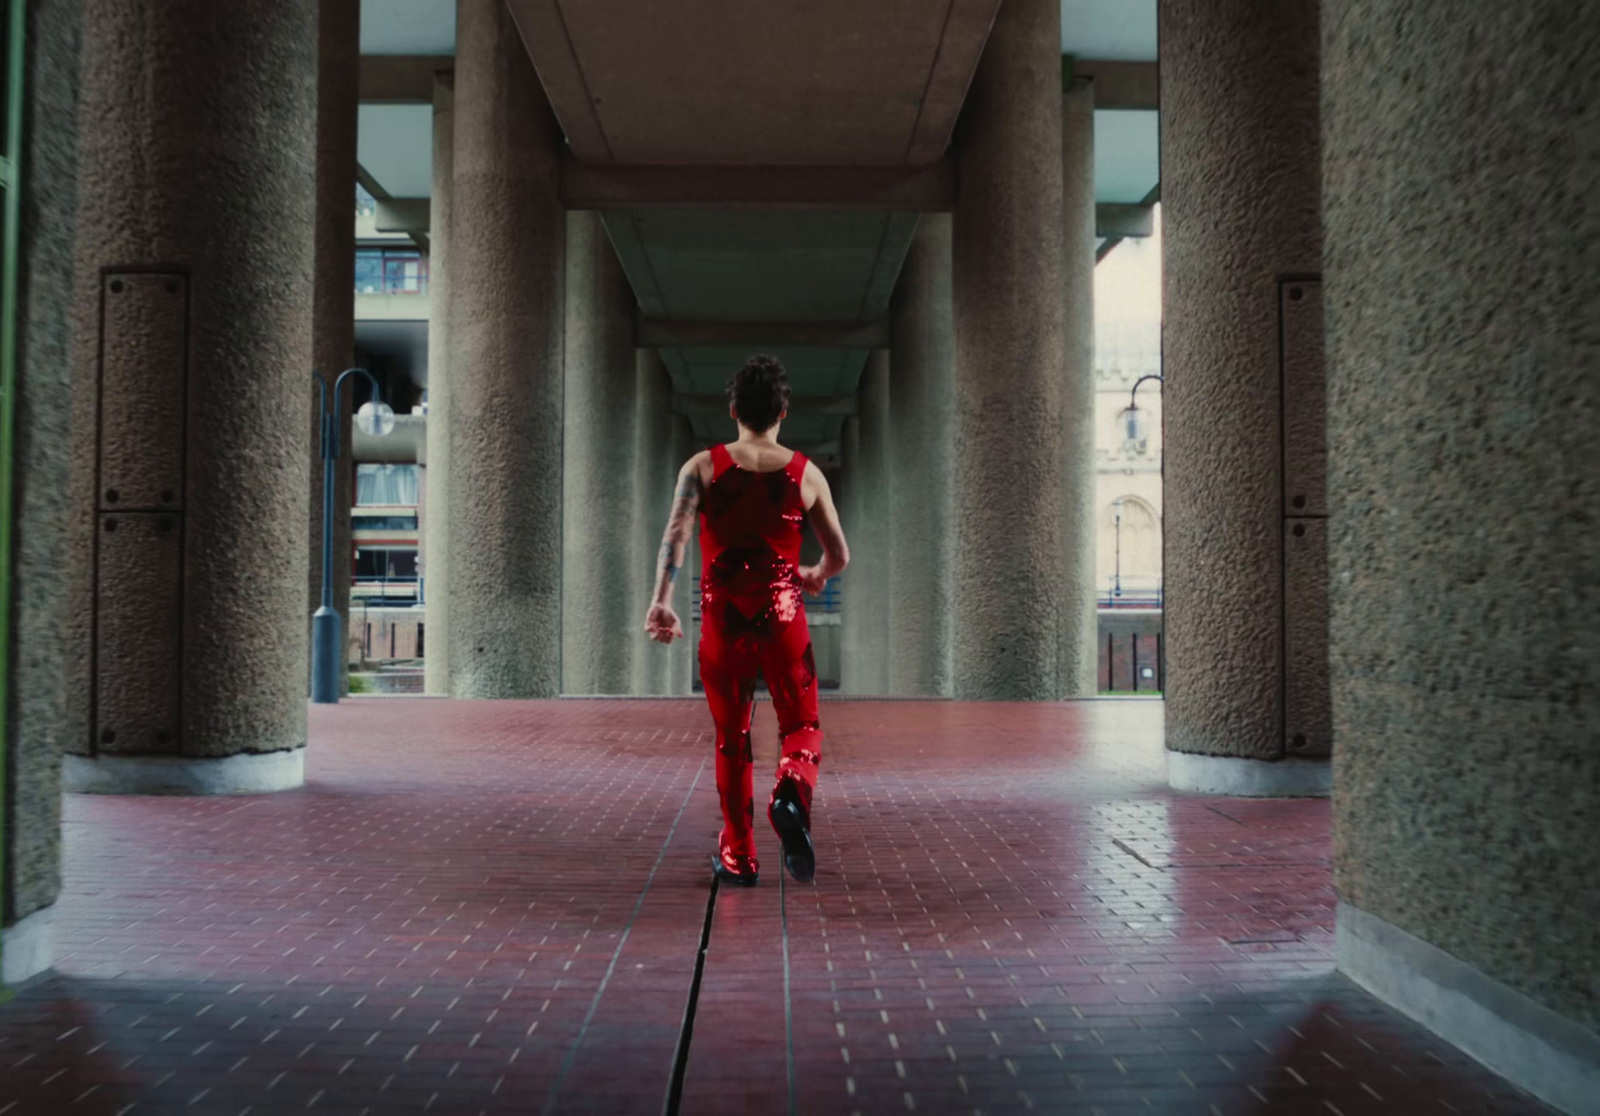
[644,354,850,885]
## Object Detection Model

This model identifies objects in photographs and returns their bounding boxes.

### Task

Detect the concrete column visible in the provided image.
[4,0,83,980]
[1057,78,1098,698]
[448,0,565,698]
[631,350,674,695]
[423,72,454,695]
[1325,2,1600,1108]
[667,415,696,695]
[950,0,1067,699]
[62,0,316,795]
[836,415,860,685]
[308,0,359,696]
[561,211,638,695]
[1160,0,1327,795]
[887,216,954,697]
[840,350,890,694]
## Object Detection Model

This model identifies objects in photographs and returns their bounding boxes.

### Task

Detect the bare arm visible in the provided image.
[644,455,705,641]
[799,462,848,592]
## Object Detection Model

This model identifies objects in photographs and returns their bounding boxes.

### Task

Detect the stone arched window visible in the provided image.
[1096,495,1163,601]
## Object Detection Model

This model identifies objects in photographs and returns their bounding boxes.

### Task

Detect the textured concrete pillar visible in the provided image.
[1325,3,1600,1107]
[840,350,890,694]
[1057,78,1098,698]
[887,216,954,697]
[62,0,316,795]
[561,211,638,695]
[950,0,1066,699]
[667,415,696,695]
[631,350,674,695]
[423,71,453,695]
[4,0,83,979]
[448,0,565,698]
[308,0,359,694]
[1160,0,1327,793]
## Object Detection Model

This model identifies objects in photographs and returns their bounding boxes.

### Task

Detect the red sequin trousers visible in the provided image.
[699,601,822,877]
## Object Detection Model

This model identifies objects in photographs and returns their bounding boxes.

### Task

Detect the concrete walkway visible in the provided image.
[0,699,1547,1114]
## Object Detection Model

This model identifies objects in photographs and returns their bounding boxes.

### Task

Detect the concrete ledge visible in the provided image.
[2,905,55,985]
[1338,902,1600,1115]
[64,749,305,795]
[1166,750,1331,797]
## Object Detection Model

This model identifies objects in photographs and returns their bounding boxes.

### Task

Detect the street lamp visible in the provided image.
[1122,373,1163,454]
[1112,497,1125,601]
[311,367,394,704]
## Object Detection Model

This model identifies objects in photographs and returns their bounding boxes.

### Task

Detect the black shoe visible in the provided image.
[710,853,759,887]
[768,790,815,884]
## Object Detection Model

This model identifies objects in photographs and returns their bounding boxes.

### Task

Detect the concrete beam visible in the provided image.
[1095,202,1154,239]
[360,55,453,103]
[351,412,426,464]
[1097,183,1161,263]
[671,393,858,420]
[560,156,957,212]
[1070,59,1159,110]
[375,197,430,234]
[357,163,429,251]
[637,315,890,349]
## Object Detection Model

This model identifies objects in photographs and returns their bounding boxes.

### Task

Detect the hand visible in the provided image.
[644,602,684,644]
[798,565,828,596]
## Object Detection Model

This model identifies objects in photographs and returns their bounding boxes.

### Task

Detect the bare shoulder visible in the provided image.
[682,449,713,482]
[801,458,832,506]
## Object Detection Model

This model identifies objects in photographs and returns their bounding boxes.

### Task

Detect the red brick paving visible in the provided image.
[0,698,1550,1114]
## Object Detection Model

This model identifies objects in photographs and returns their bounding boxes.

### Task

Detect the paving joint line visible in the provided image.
[781,867,796,1116]
[663,870,720,1115]
[542,756,707,1116]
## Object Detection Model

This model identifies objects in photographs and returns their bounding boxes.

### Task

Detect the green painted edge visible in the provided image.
[857,212,921,321]
[0,0,27,995]
[598,210,668,317]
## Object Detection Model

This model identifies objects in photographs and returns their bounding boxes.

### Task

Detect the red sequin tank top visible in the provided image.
[699,444,810,628]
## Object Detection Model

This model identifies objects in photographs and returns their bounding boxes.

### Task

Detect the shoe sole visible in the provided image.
[769,800,815,884]
[710,854,759,887]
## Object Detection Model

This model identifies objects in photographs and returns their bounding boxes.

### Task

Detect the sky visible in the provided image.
[1094,205,1162,371]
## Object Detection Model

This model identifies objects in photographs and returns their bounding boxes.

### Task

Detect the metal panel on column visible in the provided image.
[97,273,187,510]
[94,514,182,754]
[1284,517,1329,755]
[93,271,188,756]
[1281,277,1328,757]
[1282,279,1326,517]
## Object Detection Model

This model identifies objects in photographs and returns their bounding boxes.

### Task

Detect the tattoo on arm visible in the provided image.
[658,538,679,582]
[656,470,704,583]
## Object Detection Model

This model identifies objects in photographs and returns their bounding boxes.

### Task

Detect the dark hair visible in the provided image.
[726,354,791,433]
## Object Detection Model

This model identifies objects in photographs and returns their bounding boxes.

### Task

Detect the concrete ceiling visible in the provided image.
[1060,0,1156,61]
[354,0,1160,447]
[507,0,1000,167]
[1093,109,1159,204]
[358,0,454,55]
[357,104,434,197]
[605,209,919,445]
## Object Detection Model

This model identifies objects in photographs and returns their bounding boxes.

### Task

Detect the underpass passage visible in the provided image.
[0,700,1550,1114]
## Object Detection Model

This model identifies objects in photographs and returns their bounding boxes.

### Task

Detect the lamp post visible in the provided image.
[1112,497,1124,601]
[311,367,394,704]
[1122,373,1164,453]
[1119,374,1163,608]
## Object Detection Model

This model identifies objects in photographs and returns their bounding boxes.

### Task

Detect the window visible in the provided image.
[356,464,419,506]
[354,548,418,580]
[351,513,418,532]
[354,248,428,295]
